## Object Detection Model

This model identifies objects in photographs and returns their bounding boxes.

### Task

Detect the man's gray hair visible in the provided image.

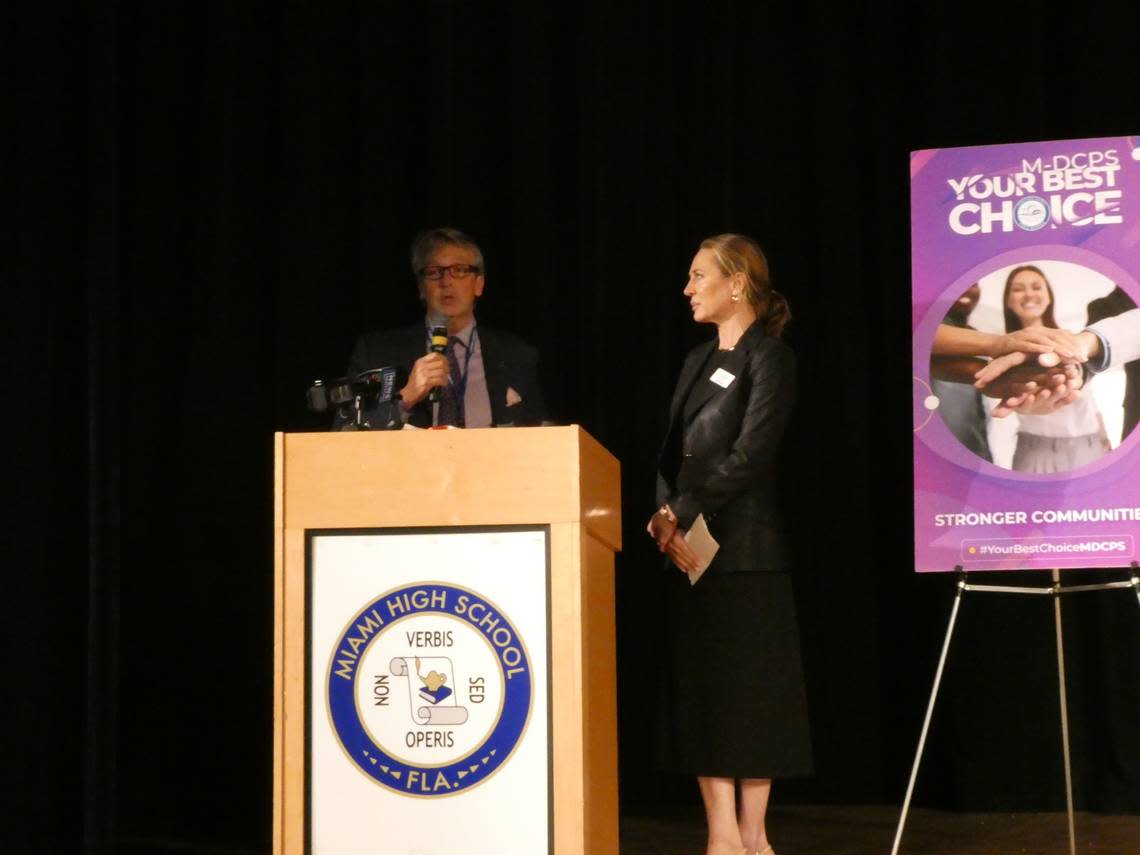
[410,227,485,279]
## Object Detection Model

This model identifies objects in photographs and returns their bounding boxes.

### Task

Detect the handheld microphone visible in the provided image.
[427,312,448,403]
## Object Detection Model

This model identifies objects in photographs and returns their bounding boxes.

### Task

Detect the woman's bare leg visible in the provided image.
[698,776,745,854]
[738,778,772,853]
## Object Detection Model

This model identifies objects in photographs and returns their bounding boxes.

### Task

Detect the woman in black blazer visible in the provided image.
[648,234,811,855]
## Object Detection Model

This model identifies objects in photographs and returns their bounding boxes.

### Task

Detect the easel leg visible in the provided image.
[891,576,966,855]
[1051,569,1076,855]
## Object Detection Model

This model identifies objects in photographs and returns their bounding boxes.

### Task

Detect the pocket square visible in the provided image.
[505,386,523,407]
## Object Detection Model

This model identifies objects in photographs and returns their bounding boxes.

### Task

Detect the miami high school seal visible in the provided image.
[326,582,532,797]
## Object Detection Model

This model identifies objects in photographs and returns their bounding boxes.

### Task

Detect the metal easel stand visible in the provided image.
[890,563,1140,855]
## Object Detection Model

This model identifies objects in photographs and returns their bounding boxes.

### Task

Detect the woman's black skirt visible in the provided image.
[655,569,813,779]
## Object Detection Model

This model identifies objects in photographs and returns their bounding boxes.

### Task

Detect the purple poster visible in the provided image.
[912,135,1140,572]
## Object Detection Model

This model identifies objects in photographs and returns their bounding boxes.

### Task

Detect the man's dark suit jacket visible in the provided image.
[343,323,548,428]
[656,321,796,574]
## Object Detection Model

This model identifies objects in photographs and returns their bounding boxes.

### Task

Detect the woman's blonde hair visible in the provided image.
[700,233,791,338]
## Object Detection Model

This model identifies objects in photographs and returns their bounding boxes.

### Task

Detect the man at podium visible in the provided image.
[340,227,548,428]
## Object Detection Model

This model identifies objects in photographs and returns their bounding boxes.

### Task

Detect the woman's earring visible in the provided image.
[731,292,740,302]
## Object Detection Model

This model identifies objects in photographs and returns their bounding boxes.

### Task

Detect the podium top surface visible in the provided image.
[275,425,621,550]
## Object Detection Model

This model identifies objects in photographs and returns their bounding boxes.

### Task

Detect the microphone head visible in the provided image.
[426,312,449,354]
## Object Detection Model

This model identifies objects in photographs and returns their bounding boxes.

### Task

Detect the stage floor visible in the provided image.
[620,804,1140,855]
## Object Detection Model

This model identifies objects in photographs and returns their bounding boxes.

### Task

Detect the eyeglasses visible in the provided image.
[420,264,481,281]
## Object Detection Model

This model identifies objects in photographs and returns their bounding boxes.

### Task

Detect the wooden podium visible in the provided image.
[273,426,621,854]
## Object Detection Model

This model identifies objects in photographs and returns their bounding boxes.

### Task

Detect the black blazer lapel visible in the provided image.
[669,340,714,425]
[398,324,428,372]
[479,327,509,426]
[658,339,714,479]
[683,345,750,425]
[683,321,767,427]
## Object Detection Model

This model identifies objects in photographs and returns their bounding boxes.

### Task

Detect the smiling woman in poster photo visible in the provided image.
[648,234,812,855]
[1000,264,1111,472]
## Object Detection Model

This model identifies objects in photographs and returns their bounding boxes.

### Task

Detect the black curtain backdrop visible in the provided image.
[10,3,1140,853]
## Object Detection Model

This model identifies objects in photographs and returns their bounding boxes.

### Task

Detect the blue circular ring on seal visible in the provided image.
[326,582,532,797]
[1013,195,1051,231]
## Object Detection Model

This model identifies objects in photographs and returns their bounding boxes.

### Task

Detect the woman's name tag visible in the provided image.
[709,367,735,388]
